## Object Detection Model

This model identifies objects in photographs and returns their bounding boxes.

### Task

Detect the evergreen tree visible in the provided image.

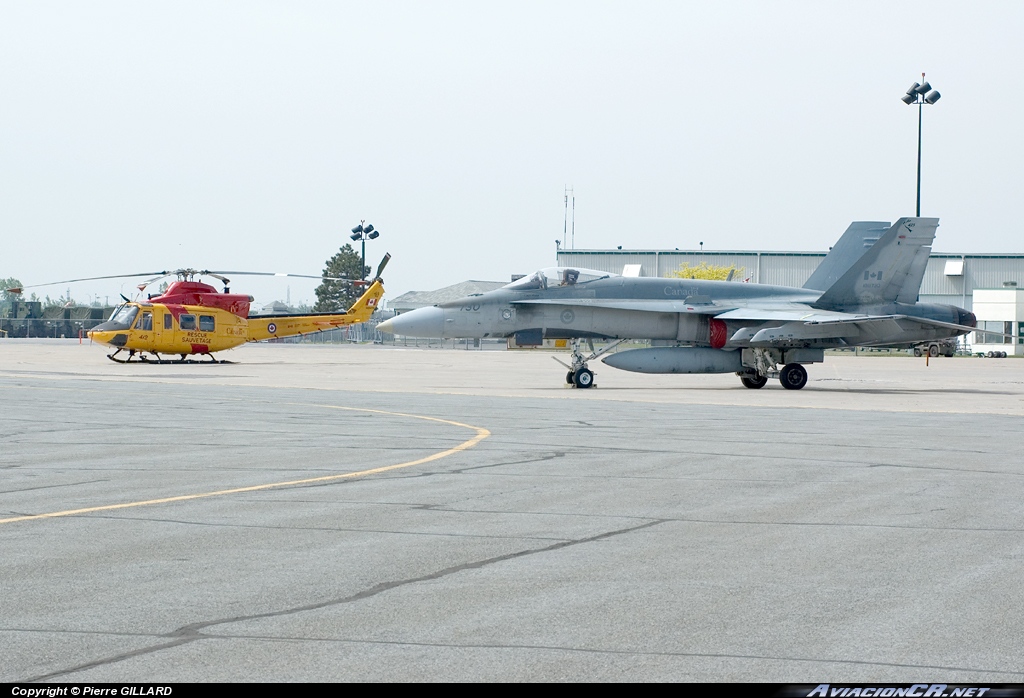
[2,277,23,302]
[313,244,369,312]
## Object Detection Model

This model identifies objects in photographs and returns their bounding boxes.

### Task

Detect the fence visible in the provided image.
[0,317,110,339]
[0,314,509,349]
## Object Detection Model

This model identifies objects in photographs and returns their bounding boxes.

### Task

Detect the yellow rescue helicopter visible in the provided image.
[8,254,390,363]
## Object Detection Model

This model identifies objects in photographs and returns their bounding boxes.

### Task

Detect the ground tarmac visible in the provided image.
[1,340,1023,682]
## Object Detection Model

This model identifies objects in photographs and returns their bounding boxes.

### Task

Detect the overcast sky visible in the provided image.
[2,1,1022,307]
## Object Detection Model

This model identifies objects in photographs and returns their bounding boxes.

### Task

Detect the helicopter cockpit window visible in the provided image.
[199,315,215,332]
[179,314,196,331]
[503,267,617,290]
[108,305,138,329]
[138,312,153,331]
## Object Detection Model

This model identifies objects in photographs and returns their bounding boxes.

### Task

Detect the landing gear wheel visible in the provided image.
[566,371,575,385]
[573,367,594,389]
[740,374,768,389]
[779,363,808,390]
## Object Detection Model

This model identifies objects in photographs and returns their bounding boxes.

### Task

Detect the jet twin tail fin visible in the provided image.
[813,217,938,310]
[803,221,890,292]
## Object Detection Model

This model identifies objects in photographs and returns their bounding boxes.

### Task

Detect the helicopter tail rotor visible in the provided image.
[374,253,391,281]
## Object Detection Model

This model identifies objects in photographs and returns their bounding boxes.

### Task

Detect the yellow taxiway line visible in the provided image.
[0,404,490,526]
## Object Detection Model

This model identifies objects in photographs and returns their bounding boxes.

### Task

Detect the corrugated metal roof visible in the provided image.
[391,280,505,311]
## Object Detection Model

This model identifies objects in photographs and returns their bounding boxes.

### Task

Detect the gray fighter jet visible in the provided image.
[378,217,978,390]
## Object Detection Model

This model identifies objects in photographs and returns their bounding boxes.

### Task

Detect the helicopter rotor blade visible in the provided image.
[202,271,363,284]
[195,271,232,287]
[374,253,391,280]
[137,272,177,293]
[9,272,171,293]
[5,260,393,297]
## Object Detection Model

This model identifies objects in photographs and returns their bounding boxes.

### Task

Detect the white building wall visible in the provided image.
[968,288,1024,355]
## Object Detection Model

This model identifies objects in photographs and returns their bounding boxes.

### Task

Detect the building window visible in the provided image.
[977,321,1008,344]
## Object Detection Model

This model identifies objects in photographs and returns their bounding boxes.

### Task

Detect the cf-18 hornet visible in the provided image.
[378,218,977,390]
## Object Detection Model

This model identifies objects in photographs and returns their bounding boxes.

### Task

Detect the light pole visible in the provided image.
[902,74,941,216]
[350,221,380,280]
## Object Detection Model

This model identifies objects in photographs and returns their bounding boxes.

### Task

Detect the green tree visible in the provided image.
[42,293,73,311]
[667,262,745,281]
[313,244,369,312]
[2,277,24,302]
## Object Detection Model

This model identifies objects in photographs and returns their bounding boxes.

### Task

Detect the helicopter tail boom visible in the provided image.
[246,279,385,342]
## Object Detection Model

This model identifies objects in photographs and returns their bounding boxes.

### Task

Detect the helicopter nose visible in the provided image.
[87,330,127,347]
[378,306,445,338]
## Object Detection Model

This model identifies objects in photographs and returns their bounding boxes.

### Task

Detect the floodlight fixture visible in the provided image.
[348,219,383,280]
[902,73,941,216]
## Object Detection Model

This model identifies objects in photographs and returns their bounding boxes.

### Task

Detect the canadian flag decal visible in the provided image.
[367,298,377,306]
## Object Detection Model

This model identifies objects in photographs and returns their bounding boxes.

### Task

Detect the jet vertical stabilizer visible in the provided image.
[812,217,938,309]
[802,221,889,292]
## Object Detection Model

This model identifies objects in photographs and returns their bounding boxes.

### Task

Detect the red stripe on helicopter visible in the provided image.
[164,304,187,319]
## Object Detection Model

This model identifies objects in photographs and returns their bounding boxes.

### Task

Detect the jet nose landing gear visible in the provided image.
[554,338,628,389]
[573,367,594,388]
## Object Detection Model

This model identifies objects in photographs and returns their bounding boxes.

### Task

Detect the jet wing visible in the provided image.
[713,308,867,323]
[510,298,736,313]
[726,310,979,346]
[729,311,905,343]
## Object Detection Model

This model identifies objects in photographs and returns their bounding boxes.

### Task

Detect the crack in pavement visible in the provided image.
[23,519,665,682]
[13,625,1023,680]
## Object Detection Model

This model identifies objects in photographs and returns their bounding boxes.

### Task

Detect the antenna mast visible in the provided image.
[563,186,569,248]
[564,185,575,250]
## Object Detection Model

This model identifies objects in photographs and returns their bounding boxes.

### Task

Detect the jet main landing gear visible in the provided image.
[738,349,808,390]
[779,363,808,390]
[739,373,768,389]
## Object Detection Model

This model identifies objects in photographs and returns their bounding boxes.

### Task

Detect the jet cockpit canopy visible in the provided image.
[504,267,617,291]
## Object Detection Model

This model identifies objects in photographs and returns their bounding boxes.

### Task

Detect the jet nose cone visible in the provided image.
[377,306,445,338]
[959,308,977,328]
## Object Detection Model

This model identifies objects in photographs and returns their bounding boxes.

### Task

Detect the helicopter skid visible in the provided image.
[106,349,233,365]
